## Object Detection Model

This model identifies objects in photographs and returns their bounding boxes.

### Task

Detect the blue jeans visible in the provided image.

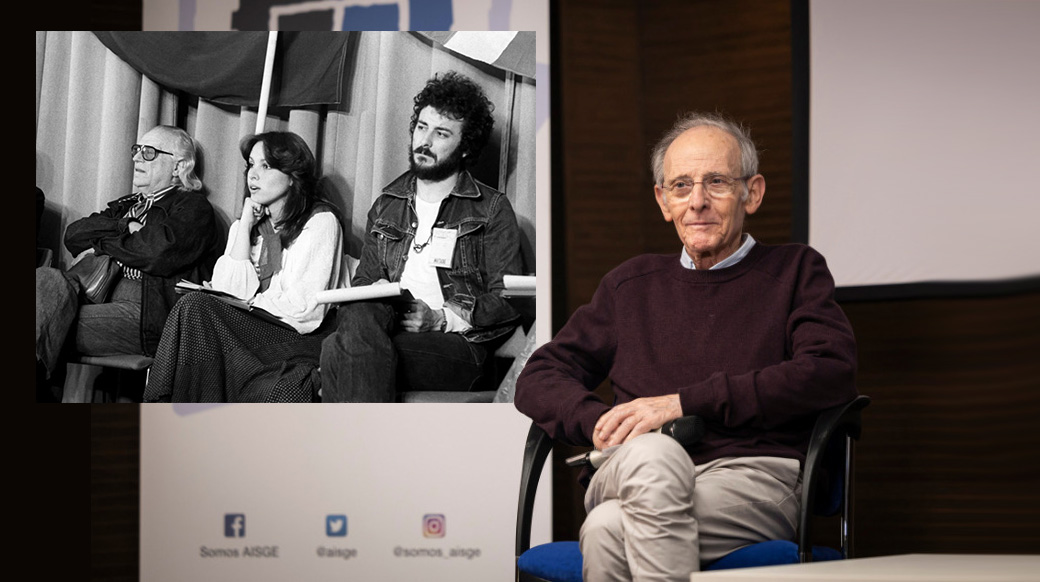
[36,267,77,376]
[320,301,490,402]
[74,276,142,356]
[37,268,142,372]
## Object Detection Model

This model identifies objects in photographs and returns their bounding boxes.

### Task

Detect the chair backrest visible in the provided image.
[342,253,359,286]
[797,394,871,562]
[516,423,552,558]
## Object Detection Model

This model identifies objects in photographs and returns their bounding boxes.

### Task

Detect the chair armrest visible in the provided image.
[516,422,553,557]
[797,394,871,562]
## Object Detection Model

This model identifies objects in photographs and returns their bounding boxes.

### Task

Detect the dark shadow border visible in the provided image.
[550,0,567,336]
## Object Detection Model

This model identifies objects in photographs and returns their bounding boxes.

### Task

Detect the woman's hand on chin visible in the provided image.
[241,197,269,228]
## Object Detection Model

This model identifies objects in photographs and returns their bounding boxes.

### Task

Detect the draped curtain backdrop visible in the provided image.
[35,30,537,274]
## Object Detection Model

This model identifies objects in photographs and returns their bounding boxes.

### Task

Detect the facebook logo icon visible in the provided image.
[224,514,245,538]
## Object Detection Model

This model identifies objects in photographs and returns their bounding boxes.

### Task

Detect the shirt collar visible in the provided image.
[680,233,756,270]
[383,170,481,200]
[138,184,177,201]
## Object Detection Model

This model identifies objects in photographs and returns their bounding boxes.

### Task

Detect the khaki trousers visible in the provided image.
[581,433,801,582]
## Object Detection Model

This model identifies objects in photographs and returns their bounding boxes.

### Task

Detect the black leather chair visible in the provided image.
[515,395,871,581]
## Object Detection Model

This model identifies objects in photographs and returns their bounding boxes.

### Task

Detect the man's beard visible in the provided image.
[409,143,465,182]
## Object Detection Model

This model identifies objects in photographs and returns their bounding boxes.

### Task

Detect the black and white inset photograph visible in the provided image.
[36,31,537,403]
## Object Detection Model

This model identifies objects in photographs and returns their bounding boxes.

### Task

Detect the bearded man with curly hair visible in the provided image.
[321,71,524,402]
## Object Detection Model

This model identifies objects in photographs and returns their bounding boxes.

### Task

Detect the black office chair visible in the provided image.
[515,395,871,581]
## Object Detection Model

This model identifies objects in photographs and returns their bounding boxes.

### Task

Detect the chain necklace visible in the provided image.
[412,192,445,253]
[413,224,436,253]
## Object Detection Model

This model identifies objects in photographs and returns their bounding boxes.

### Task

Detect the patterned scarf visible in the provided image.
[121,185,176,281]
[255,217,284,293]
[253,205,336,291]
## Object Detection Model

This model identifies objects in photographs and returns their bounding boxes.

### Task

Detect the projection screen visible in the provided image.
[801,0,1040,297]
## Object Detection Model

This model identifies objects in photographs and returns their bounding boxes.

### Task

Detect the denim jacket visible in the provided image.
[353,170,523,344]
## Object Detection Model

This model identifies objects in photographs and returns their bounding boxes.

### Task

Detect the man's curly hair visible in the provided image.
[410,71,495,167]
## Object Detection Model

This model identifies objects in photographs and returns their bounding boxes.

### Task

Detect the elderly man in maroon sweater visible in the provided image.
[514,112,857,581]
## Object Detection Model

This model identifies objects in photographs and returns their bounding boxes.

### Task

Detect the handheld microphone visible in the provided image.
[565,415,707,469]
[658,415,707,445]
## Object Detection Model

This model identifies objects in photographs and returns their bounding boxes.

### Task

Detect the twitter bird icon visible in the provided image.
[326,515,347,537]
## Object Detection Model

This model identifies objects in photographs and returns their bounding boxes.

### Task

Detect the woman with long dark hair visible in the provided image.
[145,131,344,402]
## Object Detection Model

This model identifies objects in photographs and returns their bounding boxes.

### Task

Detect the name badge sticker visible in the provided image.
[428,228,457,268]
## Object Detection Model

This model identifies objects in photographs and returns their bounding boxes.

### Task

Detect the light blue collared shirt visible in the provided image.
[680,233,757,270]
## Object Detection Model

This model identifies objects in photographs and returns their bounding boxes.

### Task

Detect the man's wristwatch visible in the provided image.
[438,309,447,332]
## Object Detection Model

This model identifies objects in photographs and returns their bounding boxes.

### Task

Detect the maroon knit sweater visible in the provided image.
[515,243,858,467]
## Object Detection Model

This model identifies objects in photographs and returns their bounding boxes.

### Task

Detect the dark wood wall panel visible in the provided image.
[638,0,794,251]
[555,0,648,540]
[91,405,140,581]
[845,292,1040,555]
[558,0,795,306]
[559,0,649,312]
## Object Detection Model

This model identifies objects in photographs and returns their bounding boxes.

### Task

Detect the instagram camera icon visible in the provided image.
[422,514,446,538]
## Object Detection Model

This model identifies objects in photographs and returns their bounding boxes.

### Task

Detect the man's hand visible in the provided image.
[593,394,682,450]
[399,299,445,333]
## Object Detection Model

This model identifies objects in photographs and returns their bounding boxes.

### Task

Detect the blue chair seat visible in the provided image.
[517,539,842,581]
[517,541,582,582]
[704,540,842,571]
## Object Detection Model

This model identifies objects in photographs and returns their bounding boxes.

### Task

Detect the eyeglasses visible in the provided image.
[661,173,750,201]
[131,144,174,161]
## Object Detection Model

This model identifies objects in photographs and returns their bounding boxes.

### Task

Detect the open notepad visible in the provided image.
[175,280,296,331]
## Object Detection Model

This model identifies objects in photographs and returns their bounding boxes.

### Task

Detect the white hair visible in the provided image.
[650,112,759,201]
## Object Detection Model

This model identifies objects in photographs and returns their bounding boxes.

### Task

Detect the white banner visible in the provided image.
[138,3,554,580]
[141,404,551,581]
